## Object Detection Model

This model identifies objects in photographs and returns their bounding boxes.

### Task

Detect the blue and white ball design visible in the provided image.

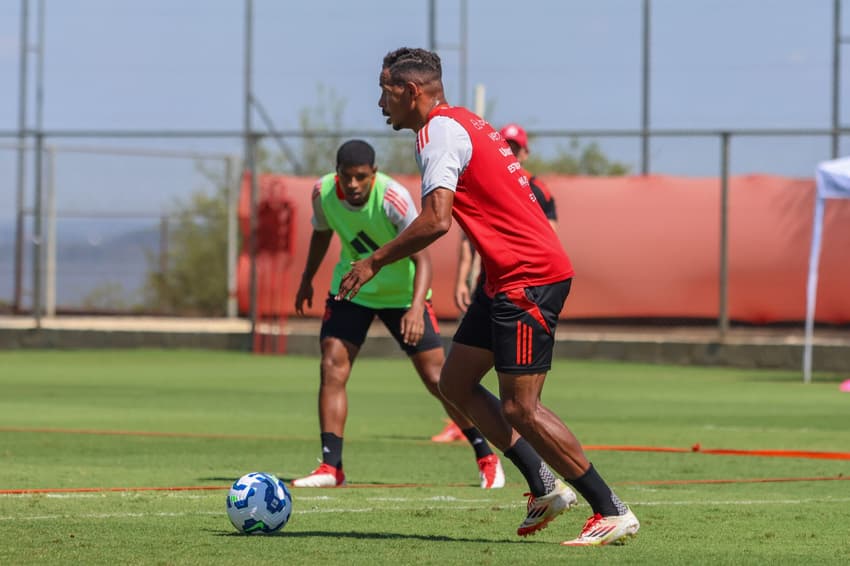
[226,472,292,534]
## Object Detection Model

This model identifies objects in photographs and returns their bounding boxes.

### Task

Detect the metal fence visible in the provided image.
[1,128,848,336]
[0,140,240,320]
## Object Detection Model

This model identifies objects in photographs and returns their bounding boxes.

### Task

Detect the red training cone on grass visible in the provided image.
[839,380,850,392]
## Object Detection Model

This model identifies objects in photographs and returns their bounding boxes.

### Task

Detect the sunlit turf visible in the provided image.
[1,350,848,564]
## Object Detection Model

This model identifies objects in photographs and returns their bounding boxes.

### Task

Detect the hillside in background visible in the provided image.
[0,218,161,310]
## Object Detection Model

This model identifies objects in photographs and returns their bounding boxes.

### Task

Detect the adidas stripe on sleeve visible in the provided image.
[382,181,418,232]
[416,116,472,198]
[310,179,331,231]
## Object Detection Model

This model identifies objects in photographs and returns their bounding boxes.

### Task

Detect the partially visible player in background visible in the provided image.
[434,123,559,443]
[291,139,505,489]
[499,123,558,229]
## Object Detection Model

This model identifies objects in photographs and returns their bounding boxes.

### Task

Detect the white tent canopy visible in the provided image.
[804,156,850,383]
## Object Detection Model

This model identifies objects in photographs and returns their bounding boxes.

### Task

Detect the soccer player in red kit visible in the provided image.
[337,47,639,546]
[437,122,559,440]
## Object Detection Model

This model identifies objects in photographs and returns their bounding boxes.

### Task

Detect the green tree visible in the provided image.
[271,84,346,176]
[525,139,630,176]
[272,84,419,176]
[81,282,133,311]
[143,186,229,316]
[142,85,347,316]
[375,137,420,175]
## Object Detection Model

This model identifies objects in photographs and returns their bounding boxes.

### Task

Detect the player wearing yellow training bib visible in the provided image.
[315,166,425,309]
[291,140,504,490]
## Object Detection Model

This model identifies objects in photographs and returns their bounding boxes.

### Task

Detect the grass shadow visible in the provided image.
[738,372,848,384]
[208,529,544,544]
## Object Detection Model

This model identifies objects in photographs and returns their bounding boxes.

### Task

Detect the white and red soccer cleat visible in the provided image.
[477,454,505,489]
[561,509,640,546]
[517,479,578,536]
[290,462,346,488]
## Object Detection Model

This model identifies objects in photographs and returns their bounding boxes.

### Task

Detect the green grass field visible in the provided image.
[1,350,848,565]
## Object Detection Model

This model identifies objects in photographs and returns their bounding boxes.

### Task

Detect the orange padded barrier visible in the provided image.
[240,174,850,323]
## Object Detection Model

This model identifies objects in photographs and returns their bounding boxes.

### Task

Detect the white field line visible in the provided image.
[2,496,850,522]
[0,492,337,500]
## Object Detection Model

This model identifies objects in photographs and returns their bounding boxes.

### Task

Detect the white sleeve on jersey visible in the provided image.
[382,179,419,232]
[310,181,331,231]
[417,116,472,198]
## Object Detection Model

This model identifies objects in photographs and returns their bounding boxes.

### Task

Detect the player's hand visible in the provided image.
[295,279,313,316]
[400,305,425,346]
[336,257,377,301]
[454,282,471,313]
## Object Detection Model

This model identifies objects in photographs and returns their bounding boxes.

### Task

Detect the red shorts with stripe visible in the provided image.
[453,278,572,373]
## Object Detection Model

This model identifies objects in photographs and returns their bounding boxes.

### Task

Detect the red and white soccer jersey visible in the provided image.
[416,105,573,297]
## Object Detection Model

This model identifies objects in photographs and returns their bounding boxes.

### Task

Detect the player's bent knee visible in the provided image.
[412,356,439,379]
[501,398,534,430]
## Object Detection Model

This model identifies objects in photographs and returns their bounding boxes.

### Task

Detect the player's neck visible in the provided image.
[414,97,447,132]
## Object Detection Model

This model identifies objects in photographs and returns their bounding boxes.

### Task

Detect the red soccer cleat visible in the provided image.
[291,462,346,488]
[477,454,505,489]
[430,419,465,443]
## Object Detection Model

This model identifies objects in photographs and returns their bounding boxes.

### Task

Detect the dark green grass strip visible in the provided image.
[4,426,850,460]
[3,474,848,495]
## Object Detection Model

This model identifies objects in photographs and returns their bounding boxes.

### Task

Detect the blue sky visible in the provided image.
[0,0,848,217]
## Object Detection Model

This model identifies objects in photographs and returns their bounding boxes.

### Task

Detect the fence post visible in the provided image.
[32,132,44,327]
[641,0,651,174]
[45,144,56,317]
[718,132,731,339]
[225,155,239,318]
[159,214,169,282]
[247,135,260,340]
[832,0,842,158]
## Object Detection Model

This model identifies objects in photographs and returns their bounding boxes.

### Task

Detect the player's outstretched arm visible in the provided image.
[295,229,333,315]
[337,188,454,301]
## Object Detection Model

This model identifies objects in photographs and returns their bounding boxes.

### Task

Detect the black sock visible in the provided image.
[461,427,493,460]
[567,463,628,516]
[320,432,343,469]
[504,438,556,497]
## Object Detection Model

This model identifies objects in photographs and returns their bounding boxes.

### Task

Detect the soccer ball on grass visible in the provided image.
[226,472,292,534]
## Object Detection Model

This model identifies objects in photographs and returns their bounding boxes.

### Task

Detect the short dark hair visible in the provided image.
[336,139,375,169]
[383,47,442,86]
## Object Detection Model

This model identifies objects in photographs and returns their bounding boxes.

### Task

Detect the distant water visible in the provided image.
[0,217,160,309]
